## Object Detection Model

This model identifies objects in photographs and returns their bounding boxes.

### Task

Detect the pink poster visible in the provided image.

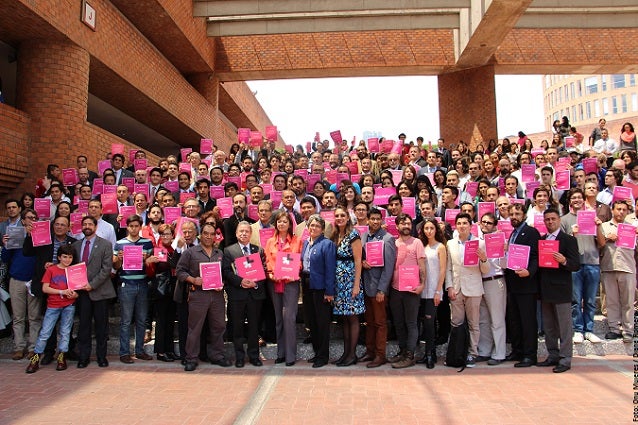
[133,159,147,171]
[533,214,547,235]
[385,220,399,238]
[329,130,342,145]
[100,192,117,214]
[306,174,320,190]
[134,184,149,199]
[200,262,223,290]
[470,223,479,237]
[259,227,276,248]
[478,202,495,220]
[274,252,301,281]
[235,252,266,281]
[102,185,117,194]
[389,170,402,186]
[265,125,278,142]
[582,158,597,175]
[247,204,259,221]
[154,247,168,262]
[401,197,416,217]
[237,128,250,144]
[365,240,384,267]
[179,162,191,175]
[216,197,233,219]
[521,164,537,183]
[354,225,368,235]
[381,139,394,154]
[555,170,571,190]
[616,223,637,249]
[525,181,540,199]
[485,232,505,258]
[324,170,337,184]
[463,239,479,266]
[77,200,89,214]
[465,181,478,198]
[294,169,309,178]
[250,131,262,148]
[530,148,545,158]
[506,243,530,270]
[320,210,335,225]
[564,136,575,148]
[179,192,196,204]
[122,244,143,271]
[306,142,312,153]
[122,177,134,193]
[612,186,634,203]
[163,207,181,225]
[31,220,52,247]
[70,212,84,234]
[336,172,350,186]
[118,205,136,228]
[576,210,597,235]
[180,148,192,163]
[164,180,178,192]
[261,183,273,196]
[65,262,88,291]
[269,191,283,207]
[346,161,358,175]
[209,185,225,199]
[497,220,514,240]
[367,138,379,153]
[445,209,460,230]
[34,198,51,219]
[226,175,241,187]
[98,160,111,176]
[390,140,403,155]
[128,149,138,164]
[200,138,213,155]
[538,240,559,268]
[62,168,79,186]
[398,265,420,291]
[351,173,361,183]
[284,145,293,154]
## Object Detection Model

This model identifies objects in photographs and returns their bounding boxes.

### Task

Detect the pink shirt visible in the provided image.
[392,236,425,289]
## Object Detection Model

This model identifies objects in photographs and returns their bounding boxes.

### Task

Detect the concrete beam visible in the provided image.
[516,9,638,28]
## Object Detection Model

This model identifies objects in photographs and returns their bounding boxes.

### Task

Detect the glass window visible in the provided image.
[563,85,568,101]
[570,82,575,99]
[632,93,637,111]
[559,87,563,103]
[545,75,551,88]
[612,74,625,89]
[577,80,582,97]
[594,100,600,117]
[579,103,584,121]
[630,74,635,87]
[585,77,598,95]
[602,98,609,115]
[571,106,577,122]
[611,96,618,114]
[585,101,591,119]
[601,75,607,91]
[621,94,628,113]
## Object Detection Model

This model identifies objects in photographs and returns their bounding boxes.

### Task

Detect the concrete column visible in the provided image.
[438,65,497,150]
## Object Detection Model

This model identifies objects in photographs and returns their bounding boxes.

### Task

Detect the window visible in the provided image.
[630,75,635,87]
[577,80,582,97]
[601,75,607,91]
[602,98,609,115]
[571,106,577,122]
[559,87,563,103]
[632,93,637,111]
[545,75,551,88]
[585,77,598,95]
[612,74,625,89]
[579,103,584,121]
[564,85,568,101]
[621,94,628,113]
[611,96,618,114]
[570,82,575,99]
[594,100,600,117]
[585,101,591,119]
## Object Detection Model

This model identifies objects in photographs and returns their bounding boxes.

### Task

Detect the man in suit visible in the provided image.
[110,153,134,185]
[103,184,132,241]
[223,193,255,248]
[537,209,580,373]
[360,207,396,368]
[73,216,116,367]
[504,203,541,367]
[222,221,267,367]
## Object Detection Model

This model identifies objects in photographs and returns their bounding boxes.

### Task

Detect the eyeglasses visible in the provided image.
[24,215,37,220]
[161,233,173,237]
[481,220,495,225]
[204,221,216,226]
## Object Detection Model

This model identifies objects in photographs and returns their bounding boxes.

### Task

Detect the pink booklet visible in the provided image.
[62,168,79,186]
[612,186,633,203]
[200,138,213,155]
[373,187,395,205]
[164,180,178,192]
[100,192,118,214]
[34,198,51,219]
[533,214,547,235]
[445,209,460,230]
[133,159,147,171]
[237,128,250,144]
[367,138,379,153]
[265,125,277,142]
[401,197,416,217]
[154,247,168,262]
[163,206,181,225]
[538,240,559,268]
[98,160,111,176]
[320,210,335,225]
[269,191,283,207]
[485,232,505,258]
[134,184,149,199]
[497,220,514,240]
[92,179,104,195]
[365,240,384,267]
[118,205,136,228]
[31,220,52,247]
[122,177,135,193]
[259,227,276,248]
[274,252,301,281]
[616,223,637,249]
[200,261,223,290]
[506,243,530,270]
[235,252,266,281]
[179,192,196,204]
[209,185,225,199]
[216,197,233,219]
[398,265,420,291]
[122,244,143,271]
[576,210,597,235]
[582,158,598,175]
[463,239,479,266]
[65,262,88,291]
[180,148,193,163]
[70,212,84,234]
[329,130,342,145]
[478,202,495,221]
[354,225,368,235]
[521,164,536,183]
[465,181,478,198]
[247,204,259,221]
[385,220,399,238]
[555,170,571,190]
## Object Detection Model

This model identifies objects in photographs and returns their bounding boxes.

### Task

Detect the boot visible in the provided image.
[425,351,435,369]
[25,353,40,374]
[388,349,405,363]
[56,352,67,371]
[392,351,415,369]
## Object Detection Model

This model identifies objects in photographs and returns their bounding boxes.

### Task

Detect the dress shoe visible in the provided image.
[77,359,90,368]
[425,355,435,369]
[392,351,416,369]
[366,357,387,368]
[249,358,263,367]
[505,353,522,362]
[157,354,174,362]
[25,353,40,374]
[97,358,109,368]
[605,332,622,340]
[552,364,571,373]
[416,354,427,364]
[331,354,347,365]
[56,353,67,371]
[388,349,405,363]
[235,359,245,368]
[336,357,357,367]
[474,355,491,362]
[275,357,286,364]
[184,362,197,372]
[210,357,232,367]
[358,353,375,363]
[40,352,54,366]
[165,352,177,361]
[285,361,295,367]
[487,358,505,366]
[135,352,153,361]
[514,358,537,368]
[307,356,316,363]
[537,358,559,367]
[119,355,134,364]
[312,359,328,368]
[12,350,25,361]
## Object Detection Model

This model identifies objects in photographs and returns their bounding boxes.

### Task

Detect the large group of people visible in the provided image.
[0,117,636,374]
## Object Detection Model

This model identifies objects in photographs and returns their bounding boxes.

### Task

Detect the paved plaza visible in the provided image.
[0,353,633,425]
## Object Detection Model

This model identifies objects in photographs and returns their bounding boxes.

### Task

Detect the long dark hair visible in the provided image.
[419,217,446,246]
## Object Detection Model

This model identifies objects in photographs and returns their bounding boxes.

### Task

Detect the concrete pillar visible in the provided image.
[438,65,497,150]
[16,40,89,193]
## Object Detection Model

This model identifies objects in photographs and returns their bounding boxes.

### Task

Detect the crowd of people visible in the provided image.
[0,116,636,374]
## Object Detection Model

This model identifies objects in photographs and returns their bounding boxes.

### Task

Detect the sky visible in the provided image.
[247,75,546,147]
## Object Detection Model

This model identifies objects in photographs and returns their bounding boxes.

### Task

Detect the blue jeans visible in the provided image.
[34,304,75,354]
[119,281,148,356]
[572,264,600,333]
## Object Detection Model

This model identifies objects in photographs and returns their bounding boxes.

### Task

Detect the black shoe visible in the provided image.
[97,358,109,367]
[40,352,54,366]
[211,357,232,367]
[165,352,177,361]
[235,359,245,368]
[77,359,90,368]
[331,354,347,365]
[184,362,197,372]
[157,354,175,362]
[487,358,504,366]
[275,357,286,364]
[312,359,328,368]
[474,356,491,362]
[286,361,295,367]
[514,358,537,368]
[249,358,263,367]
[425,355,435,369]
[605,332,622,340]
[537,358,559,367]
[505,353,522,362]
[552,364,571,373]
[336,357,357,367]
[307,356,316,363]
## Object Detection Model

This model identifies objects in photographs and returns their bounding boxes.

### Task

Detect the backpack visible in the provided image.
[445,321,470,371]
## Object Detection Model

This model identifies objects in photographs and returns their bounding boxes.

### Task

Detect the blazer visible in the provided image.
[361,229,396,296]
[222,243,266,301]
[23,234,76,297]
[504,223,541,294]
[301,235,336,296]
[72,236,116,301]
[538,230,580,304]
[115,168,134,185]
[445,237,489,297]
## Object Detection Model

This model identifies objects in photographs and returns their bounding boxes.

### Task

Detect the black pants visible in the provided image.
[230,299,263,361]
[154,295,176,354]
[305,286,332,362]
[507,292,538,359]
[76,292,109,361]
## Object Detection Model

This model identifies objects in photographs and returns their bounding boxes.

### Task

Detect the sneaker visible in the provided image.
[573,332,584,344]
[466,355,476,368]
[25,353,40,374]
[585,332,602,343]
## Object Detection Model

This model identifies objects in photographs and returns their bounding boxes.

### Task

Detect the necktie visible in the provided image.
[243,246,250,256]
[151,186,157,199]
[82,240,90,263]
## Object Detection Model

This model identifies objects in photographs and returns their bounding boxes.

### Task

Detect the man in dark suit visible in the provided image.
[504,203,541,368]
[536,208,580,373]
[73,216,116,368]
[222,221,267,367]
[110,153,134,185]
[222,193,255,248]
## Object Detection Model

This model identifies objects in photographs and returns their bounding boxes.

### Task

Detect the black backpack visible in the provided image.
[445,321,470,371]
